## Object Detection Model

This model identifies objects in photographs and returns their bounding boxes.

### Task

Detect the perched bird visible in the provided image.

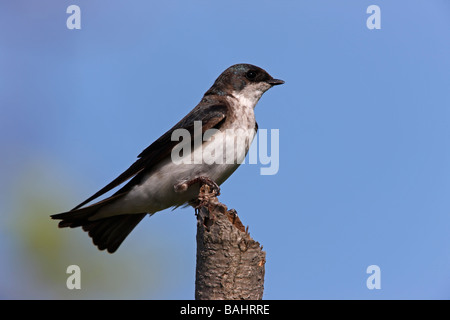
[51,63,284,253]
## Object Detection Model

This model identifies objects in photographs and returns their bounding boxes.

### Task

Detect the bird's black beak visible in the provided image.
[267,78,285,86]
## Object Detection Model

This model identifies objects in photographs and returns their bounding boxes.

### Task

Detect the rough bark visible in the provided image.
[194,185,266,300]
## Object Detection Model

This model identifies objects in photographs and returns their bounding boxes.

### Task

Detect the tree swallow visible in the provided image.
[51,63,284,253]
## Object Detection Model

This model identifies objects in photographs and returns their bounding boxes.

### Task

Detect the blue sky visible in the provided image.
[1,1,450,299]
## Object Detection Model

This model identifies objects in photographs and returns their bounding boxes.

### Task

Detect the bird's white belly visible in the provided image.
[118,127,256,214]
[94,94,258,218]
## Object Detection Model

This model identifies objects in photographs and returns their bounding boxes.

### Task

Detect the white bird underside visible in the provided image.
[91,91,260,220]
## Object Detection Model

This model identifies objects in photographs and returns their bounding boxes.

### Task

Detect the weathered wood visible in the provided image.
[195,186,266,300]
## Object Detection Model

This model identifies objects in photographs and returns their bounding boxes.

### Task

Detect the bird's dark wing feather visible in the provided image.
[71,103,229,210]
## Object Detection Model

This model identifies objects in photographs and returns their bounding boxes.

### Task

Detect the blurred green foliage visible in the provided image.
[1,162,186,299]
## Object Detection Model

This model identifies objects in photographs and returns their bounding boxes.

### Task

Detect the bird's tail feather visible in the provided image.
[51,194,147,253]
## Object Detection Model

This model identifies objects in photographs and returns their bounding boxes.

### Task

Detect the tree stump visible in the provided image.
[194,185,266,300]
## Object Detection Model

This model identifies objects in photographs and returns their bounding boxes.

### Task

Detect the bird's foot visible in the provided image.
[193,176,221,196]
[175,176,220,211]
[174,176,221,196]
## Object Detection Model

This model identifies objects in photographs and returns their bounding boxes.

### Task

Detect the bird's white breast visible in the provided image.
[94,91,260,218]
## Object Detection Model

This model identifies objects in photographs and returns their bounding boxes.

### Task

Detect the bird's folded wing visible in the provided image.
[71,103,229,210]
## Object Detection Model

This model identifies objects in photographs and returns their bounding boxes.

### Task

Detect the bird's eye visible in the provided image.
[246,70,257,80]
